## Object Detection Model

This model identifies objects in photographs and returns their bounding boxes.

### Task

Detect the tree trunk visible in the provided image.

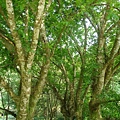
[89,67,106,120]
[89,100,102,120]
[28,98,37,120]
[16,73,32,120]
[76,109,83,120]
[64,116,75,120]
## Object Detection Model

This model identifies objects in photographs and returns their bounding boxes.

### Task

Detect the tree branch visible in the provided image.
[45,0,52,12]
[26,0,45,70]
[105,21,119,33]
[51,25,67,57]
[0,76,19,105]
[0,31,15,54]
[113,61,120,74]
[24,3,29,42]
[6,0,25,71]
[0,6,9,25]
[85,13,98,33]
[98,98,120,105]
[82,84,90,102]
[0,107,16,118]
[110,32,120,59]
[30,20,51,108]
[48,83,63,103]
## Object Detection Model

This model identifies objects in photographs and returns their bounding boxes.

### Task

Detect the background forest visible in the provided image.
[0,0,120,120]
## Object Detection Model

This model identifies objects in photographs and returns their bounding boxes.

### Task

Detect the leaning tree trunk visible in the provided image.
[28,60,50,119]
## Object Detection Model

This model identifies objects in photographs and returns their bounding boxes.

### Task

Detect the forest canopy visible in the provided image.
[0,0,120,120]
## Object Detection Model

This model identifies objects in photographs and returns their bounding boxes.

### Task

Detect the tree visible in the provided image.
[0,0,120,120]
[48,0,120,120]
[0,0,62,119]
[87,1,120,119]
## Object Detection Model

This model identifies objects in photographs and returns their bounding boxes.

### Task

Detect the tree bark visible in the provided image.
[16,73,31,120]
[5,0,48,119]
[89,101,102,120]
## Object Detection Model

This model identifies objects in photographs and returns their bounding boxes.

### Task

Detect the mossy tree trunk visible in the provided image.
[89,4,120,120]
[0,0,51,120]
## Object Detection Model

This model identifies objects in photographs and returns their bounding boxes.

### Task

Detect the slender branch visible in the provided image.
[31,59,50,102]
[51,25,67,57]
[48,83,63,103]
[0,107,16,117]
[100,4,109,30]
[67,48,76,81]
[60,63,70,101]
[82,84,90,102]
[0,6,9,25]
[104,63,113,86]
[113,61,120,74]
[1,92,5,109]
[105,21,119,33]
[104,48,120,71]
[51,61,70,103]
[52,61,70,84]
[24,3,29,42]
[0,32,15,54]
[56,0,61,8]
[104,48,120,86]
[51,61,62,69]
[83,17,87,54]
[45,0,52,12]
[85,13,98,33]
[110,33,120,59]
[66,31,83,62]
[66,48,76,99]
[98,98,120,105]
[61,63,70,84]
[0,76,19,104]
